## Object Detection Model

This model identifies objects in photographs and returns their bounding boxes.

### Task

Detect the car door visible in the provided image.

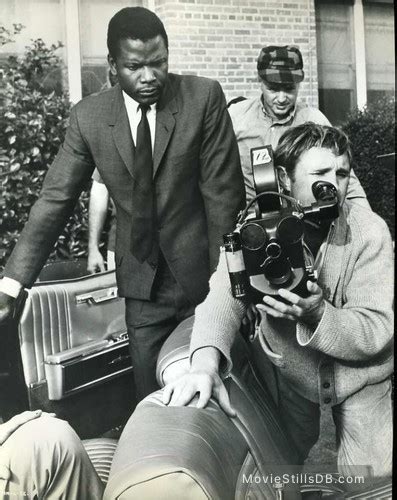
[0,261,135,438]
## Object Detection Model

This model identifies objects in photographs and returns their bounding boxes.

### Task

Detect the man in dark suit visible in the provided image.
[0,7,245,401]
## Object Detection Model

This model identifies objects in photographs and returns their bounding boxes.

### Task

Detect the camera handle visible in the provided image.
[237,191,303,226]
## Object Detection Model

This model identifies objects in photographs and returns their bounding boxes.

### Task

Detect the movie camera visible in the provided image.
[224,146,339,301]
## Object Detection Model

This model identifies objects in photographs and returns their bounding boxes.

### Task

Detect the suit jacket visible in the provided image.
[5,74,245,305]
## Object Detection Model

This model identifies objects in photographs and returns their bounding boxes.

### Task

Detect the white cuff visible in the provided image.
[0,277,23,298]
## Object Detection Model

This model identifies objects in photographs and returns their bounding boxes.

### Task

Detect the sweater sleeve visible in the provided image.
[189,248,247,375]
[296,217,394,361]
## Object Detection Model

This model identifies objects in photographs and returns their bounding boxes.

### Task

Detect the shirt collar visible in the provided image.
[260,94,296,125]
[122,90,157,114]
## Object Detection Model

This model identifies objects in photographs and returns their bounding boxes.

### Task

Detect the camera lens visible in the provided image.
[277,215,304,245]
[240,223,268,251]
[312,181,338,202]
[263,255,292,285]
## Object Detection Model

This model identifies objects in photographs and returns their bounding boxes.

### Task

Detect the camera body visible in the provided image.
[224,146,339,300]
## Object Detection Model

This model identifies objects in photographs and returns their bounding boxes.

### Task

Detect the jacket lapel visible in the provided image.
[153,79,178,178]
[108,86,135,179]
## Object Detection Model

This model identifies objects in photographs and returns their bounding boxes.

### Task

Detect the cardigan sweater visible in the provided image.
[190,202,394,406]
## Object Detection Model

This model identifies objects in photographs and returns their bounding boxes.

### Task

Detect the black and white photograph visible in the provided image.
[0,1,394,499]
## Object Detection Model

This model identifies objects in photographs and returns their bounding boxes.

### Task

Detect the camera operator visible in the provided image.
[163,123,393,478]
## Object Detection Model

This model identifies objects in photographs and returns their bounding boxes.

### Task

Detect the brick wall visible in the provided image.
[155,0,319,107]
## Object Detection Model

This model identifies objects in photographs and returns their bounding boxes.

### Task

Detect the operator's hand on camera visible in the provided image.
[0,291,16,325]
[241,303,261,341]
[162,347,236,418]
[258,280,325,328]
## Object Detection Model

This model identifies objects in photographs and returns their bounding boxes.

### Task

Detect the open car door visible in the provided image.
[0,261,135,439]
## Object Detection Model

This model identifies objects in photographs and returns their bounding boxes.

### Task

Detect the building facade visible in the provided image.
[1,0,394,124]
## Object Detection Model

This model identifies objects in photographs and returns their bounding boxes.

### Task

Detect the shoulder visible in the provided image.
[71,85,116,121]
[229,96,262,116]
[168,73,230,115]
[74,85,116,110]
[228,96,260,120]
[169,73,222,96]
[294,103,330,125]
[344,202,392,248]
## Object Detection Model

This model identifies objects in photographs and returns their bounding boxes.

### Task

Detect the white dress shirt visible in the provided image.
[122,91,156,152]
[0,92,157,298]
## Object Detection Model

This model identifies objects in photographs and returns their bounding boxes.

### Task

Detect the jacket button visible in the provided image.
[149,262,157,269]
[323,382,330,389]
[324,397,331,404]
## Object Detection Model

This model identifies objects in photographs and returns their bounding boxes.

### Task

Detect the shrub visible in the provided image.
[342,97,395,237]
[0,25,91,271]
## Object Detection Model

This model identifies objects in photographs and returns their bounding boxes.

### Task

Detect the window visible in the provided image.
[315,0,394,124]
[315,1,355,125]
[0,0,65,91]
[79,0,143,97]
[363,1,395,105]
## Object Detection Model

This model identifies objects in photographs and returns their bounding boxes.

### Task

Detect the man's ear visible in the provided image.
[277,166,291,192]
[107,54,117,76]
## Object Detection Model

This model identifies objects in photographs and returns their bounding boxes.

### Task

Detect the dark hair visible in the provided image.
[107,7,169,58]
[274,122,352,177]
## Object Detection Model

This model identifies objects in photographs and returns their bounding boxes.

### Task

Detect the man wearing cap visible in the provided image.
[229,45,369,207]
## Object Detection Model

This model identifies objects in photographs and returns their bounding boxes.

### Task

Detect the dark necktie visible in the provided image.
[130,104,155,262]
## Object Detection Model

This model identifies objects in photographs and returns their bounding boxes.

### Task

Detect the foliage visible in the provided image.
[0,25,90,271]
[342,97,395,237]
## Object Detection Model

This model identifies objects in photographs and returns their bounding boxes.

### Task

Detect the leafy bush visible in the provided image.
[0,25,90,271]
[342,97,395,237]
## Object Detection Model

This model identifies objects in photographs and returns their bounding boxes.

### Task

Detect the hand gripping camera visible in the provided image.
[224,146,339,301]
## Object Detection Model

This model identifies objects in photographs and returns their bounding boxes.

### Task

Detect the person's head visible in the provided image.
[257,45,304,120]
[274,122,352,207]
[107,7,169,105]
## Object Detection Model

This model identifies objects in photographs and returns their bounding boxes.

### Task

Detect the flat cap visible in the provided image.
[257,45,304,84]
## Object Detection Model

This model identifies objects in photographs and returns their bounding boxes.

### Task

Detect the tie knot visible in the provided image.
[139,104,150,115]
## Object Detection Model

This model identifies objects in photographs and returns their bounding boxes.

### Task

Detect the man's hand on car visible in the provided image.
[0,291,16,325]
[162,347,236,418]
[87,247,106,274]
[257,279,325,328]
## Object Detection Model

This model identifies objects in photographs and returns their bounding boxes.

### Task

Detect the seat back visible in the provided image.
[105,316,302,500]
[83,438,118,484]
